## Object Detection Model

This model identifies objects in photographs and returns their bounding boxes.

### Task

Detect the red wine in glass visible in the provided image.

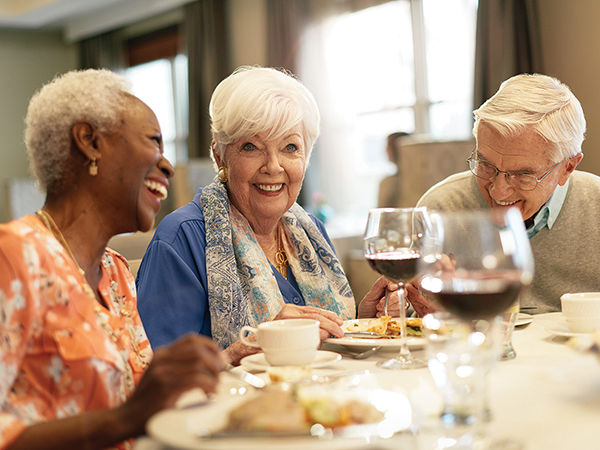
[366,250,421,283]
[363,207,432,370]
[420,271,523,321]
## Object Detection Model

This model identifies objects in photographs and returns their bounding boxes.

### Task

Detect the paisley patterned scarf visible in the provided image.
[200,179,355,348]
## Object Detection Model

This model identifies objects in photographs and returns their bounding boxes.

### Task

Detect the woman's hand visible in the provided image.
[406,281,437,317]
[274,304,344,340]
[222,340,262,367]
[119,334,224,436]
[358,277,401,318]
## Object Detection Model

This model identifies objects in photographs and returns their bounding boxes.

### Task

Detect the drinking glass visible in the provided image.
[363,207,433,370]
[499,300,519,361]
[419,208,534,448]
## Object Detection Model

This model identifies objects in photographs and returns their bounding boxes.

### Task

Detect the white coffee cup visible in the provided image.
[560,292,600,333]
[239,318,320,366]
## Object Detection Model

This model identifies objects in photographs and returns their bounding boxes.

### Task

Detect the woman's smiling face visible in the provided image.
[216,125,307,232]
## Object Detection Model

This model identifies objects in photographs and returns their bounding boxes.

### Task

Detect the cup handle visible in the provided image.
[239,326,260,347]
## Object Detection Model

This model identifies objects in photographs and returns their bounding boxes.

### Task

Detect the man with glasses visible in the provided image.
[413,73,600,314]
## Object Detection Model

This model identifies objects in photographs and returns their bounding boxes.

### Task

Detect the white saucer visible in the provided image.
[536,312,590,337]
[240,350,341,371]
[515,313,533,327]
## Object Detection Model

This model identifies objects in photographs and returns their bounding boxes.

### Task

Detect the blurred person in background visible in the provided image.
[0,69,223,449]
[378,131,410,208]
[136,66,399,365]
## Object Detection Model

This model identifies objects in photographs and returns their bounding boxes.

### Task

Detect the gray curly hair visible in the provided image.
[25,69,132,192]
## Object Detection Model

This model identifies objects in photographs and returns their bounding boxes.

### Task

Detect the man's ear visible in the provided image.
[558,152,583,186]
[72,121,101,161]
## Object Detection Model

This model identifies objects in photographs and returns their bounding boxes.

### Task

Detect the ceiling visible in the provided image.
[0,0,191,41]
[0,0,122,27]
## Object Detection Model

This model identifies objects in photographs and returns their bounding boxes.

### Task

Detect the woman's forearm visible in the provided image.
[8,404,138,450]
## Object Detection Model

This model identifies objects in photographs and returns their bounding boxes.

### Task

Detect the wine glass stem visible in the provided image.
[383,288,389,316]
[398,284,410,357]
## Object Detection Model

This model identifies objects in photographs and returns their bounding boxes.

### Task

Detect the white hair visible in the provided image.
[473,73,586,161]
[209,66,320,164]
[25,69,131,192]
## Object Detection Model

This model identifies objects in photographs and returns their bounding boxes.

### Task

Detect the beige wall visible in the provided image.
[227,0,267,67]
[0,29,76,222]
[538,0,600,175]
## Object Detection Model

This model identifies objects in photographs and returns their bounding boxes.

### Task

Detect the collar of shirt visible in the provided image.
[526,178,569,238]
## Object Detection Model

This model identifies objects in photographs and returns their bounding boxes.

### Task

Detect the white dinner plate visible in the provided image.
[325,319,425,351]
[240,350,341,372]
[515,313,533,327]
[147,384,412,450]
[535,312,590,337]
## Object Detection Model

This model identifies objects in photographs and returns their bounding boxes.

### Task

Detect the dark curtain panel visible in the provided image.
[79,30,126,70]
[267,0,309,73]
[185,0,230,159]
[474,0,543,107]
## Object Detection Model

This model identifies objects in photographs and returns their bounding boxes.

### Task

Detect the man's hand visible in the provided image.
[358,277,401,318]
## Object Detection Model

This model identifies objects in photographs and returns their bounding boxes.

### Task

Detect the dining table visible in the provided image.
[135,313,600,450]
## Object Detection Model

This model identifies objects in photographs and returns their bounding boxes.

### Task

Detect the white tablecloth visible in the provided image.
[136,314,600,449]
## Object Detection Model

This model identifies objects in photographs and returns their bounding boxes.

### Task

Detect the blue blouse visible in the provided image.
[136,188,334,349]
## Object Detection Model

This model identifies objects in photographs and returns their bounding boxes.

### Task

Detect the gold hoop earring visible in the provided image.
[218,166,228,183]
[89,159,98,176]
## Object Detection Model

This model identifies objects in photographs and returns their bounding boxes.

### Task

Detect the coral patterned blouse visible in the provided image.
[0,215,152,449]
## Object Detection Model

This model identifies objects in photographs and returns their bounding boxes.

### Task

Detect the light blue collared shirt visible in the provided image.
[526,178,569,238]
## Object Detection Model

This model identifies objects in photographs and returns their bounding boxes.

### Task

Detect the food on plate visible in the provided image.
[227,389,307,432]
[267,366,313,383]
[387,317,423,337]
[226,388,384,432]
[344,316,423,337]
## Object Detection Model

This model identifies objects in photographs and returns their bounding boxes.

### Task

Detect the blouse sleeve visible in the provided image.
[136,230,212,348]
[0,236,37,447]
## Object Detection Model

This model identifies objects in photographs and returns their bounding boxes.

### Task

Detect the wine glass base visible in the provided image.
[499,346,516,361]
[377,355,427,370]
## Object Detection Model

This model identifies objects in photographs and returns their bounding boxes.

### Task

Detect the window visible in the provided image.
[124,26,188,166]
[125,56,188,165]
[299,0,477,227]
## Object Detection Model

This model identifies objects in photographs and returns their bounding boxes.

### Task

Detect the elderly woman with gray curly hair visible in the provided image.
[136,66,399,365]
[0,69,223,449]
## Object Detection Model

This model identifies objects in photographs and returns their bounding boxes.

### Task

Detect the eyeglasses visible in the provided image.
[467,153,562,191]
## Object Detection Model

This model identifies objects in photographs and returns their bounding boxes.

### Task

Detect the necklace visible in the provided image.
[35,209,97,300]
[36,209,140,395]
[274,225,288,279]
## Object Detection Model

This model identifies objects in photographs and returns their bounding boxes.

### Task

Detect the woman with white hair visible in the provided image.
[0,69,223,449]
[136,66,398,364]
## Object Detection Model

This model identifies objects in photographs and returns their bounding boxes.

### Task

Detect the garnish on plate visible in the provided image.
[344,316,423,338]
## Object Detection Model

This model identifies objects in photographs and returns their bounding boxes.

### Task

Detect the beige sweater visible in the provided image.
[417,170,600,313]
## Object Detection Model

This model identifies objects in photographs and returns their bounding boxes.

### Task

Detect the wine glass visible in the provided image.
[419,208,533,448]
[363,207,433,370]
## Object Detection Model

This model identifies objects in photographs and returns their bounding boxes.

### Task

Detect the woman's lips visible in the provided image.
[144,179,168,200]
[255,183,283,193]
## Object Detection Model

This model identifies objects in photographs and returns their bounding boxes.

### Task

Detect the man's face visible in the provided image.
[474,123,580,221]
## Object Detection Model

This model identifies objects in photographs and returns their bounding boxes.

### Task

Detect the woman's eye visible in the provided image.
[285,143,298,152]
[151,136,162,145]
[242,142,256,151]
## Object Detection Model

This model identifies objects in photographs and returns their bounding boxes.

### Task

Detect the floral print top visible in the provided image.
[0,215,152,449]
